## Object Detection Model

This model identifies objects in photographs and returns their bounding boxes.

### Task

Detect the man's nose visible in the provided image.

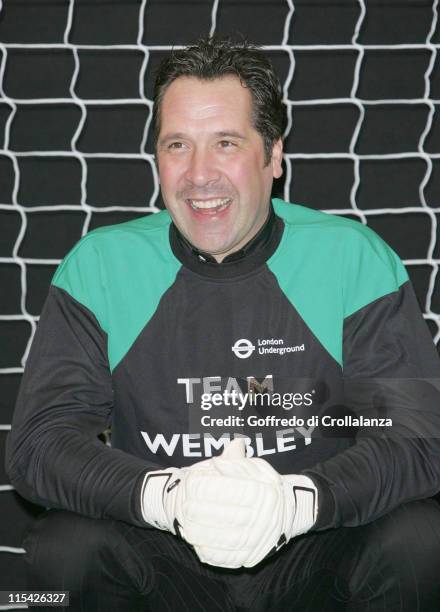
[184,147,220,187]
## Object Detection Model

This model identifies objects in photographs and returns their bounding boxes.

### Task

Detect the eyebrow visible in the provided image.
[158,130,247,146]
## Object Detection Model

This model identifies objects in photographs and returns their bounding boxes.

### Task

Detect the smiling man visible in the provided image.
[155,74,282,259]
[7,35,440,611]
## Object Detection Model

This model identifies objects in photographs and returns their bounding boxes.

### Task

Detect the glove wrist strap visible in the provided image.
[283,474,318,537]
[140,469,176,530]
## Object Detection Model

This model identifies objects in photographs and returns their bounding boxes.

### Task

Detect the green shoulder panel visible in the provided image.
[269,199,409,366]
[52,210,181,372]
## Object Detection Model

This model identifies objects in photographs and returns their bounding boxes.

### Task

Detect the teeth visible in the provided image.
[188,198,231,210]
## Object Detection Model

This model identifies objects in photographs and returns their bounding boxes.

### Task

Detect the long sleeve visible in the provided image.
[6,285,161,527]
[304,276,440,530]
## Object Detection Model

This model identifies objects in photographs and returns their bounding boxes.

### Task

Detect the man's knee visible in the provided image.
[347,499,440,611]
[367,499,440,578]
[24,510,135,591]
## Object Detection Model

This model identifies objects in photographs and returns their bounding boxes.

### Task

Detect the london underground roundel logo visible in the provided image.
[232,338,256,359]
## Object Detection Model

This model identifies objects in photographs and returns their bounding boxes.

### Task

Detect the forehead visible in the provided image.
[159,75,254,133]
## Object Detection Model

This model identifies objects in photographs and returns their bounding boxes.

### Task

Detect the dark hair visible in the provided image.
[152,34,286,165]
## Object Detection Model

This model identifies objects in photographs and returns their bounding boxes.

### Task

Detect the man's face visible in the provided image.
[156,75,283,261]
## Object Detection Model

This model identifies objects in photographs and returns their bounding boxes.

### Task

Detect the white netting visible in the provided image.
[0,0,439,583]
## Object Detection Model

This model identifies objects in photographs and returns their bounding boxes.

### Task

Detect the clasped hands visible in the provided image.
[141,438,317,568]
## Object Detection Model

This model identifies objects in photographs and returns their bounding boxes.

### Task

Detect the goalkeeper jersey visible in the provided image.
[6,198,440,530]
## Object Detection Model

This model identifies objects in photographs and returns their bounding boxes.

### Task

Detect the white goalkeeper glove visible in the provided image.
[140,439,318,568]
[182,438,318,568]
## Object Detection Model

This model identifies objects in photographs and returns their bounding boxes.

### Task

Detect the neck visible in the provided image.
[169,203,283,279]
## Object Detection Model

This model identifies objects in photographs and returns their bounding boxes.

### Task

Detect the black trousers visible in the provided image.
[24,499,440,612]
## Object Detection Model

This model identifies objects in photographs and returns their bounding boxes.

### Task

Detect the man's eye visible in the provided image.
[168,142,185,149]
[219,140,236,148]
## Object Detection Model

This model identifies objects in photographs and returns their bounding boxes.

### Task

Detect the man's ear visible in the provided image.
[271,139,283,179]
[153,152,160,184]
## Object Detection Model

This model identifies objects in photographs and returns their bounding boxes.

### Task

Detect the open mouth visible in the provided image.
[186,197,232,214]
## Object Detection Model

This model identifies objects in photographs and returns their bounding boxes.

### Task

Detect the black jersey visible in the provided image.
[6,199,440,530]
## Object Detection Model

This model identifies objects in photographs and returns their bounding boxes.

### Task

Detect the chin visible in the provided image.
[192,236,232,255]
[199,245,224,256]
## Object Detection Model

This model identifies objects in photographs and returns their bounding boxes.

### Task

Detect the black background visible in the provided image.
[0,0,439,596]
